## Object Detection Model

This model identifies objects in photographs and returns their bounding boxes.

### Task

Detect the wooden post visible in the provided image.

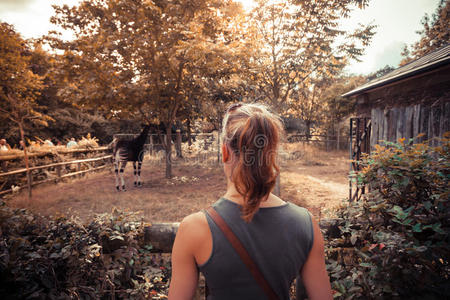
[349,118,353,201]
[77,163,81,178]
[56,165,61,182]
[18,123,32,200]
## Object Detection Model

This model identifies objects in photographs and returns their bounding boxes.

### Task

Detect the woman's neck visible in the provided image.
[223,182,244,205]
[223,181,286,208]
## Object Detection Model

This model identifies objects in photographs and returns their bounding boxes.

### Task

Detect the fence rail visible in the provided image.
[0,154,112,196]
[0,146,110,162]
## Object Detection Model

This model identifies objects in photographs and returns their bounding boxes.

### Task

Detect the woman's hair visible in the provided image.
[221,102,284,222]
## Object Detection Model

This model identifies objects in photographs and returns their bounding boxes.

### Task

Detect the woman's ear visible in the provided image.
[222,144,230,163]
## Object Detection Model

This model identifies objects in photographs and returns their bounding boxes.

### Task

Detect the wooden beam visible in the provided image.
[143,218,344,253]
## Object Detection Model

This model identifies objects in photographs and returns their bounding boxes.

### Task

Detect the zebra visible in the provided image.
[113,125,151,191]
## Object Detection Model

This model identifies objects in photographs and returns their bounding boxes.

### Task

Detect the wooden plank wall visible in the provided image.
[370,101,450,146]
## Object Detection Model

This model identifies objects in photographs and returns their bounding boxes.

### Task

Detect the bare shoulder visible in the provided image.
[180,211,207,227]
[177,211,209,240]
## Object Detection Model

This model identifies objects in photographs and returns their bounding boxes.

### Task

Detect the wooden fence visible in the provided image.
[0,149,112,196]
[287,134,349,151]
[0,146,110,163]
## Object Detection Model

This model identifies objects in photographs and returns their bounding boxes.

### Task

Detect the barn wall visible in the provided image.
[370,101,450,146]
[356,65,450,117]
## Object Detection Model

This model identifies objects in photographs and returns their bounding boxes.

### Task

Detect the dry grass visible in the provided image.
[7,143,350,223]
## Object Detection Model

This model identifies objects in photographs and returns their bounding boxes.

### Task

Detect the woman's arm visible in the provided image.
[168,213,202,300]
[301,216,333,300]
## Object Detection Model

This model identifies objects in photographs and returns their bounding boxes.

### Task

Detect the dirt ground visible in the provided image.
[7,146,349,223]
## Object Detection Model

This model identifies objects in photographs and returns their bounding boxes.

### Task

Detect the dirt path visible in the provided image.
[8,150,349,222]
[281,157,349,218]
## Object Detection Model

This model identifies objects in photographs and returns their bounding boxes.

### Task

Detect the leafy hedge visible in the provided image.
[0,205,170,299]
[326,135,449,299]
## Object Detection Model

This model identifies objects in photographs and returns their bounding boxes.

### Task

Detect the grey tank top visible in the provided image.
[198,198,314,300]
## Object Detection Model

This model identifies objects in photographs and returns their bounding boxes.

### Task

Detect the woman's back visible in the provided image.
[168,103,332,300]
[199,198,313,300]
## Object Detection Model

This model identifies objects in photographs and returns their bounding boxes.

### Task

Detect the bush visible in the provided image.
[326,134,449,299]
[0,204,170,299]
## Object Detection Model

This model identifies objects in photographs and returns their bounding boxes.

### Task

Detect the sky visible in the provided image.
[0,0,441,75]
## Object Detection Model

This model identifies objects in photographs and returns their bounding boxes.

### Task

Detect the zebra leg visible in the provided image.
[133,161,137,186]
[114,160,120,191]
[137,161,142,186]
[119,161,127,191]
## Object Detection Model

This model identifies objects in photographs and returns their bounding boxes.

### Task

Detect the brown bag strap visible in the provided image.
[205,206,279,300]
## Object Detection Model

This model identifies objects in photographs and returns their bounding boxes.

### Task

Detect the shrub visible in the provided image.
[0,204,170,299]
[326,134,449,299]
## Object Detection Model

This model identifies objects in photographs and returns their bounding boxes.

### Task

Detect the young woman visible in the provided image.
[169,103,332,300]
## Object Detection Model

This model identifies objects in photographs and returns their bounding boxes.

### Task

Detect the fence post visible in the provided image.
[27,170,33,198]
[349,118,353,201]
[56,165,61,182]
[77,163,81,178]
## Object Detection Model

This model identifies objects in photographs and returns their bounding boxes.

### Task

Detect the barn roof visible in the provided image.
[343,44,450,97]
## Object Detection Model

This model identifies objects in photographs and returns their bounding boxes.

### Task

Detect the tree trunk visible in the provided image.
[187,118,192,146]
[19,122,32,200]
[143,218,343,252]
[305,121,311,142]
[144,223,180,253]
[175,129,182,158]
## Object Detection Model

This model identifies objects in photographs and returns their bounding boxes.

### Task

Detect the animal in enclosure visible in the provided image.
[113,125,151,191]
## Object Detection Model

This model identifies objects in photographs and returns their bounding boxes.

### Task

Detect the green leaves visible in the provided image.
[389,205,414,225]
[325,135,449,299]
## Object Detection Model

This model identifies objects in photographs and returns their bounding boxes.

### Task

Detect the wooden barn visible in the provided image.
[343,44,449,201]
[343,44,450,147]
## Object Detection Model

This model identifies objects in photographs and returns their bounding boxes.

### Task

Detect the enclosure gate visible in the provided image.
[349,117,371,202]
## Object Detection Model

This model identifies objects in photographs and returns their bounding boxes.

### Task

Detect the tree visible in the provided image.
[287,74,366,145]
[249,0,375,112]
[0,23,51,199]
[400,0,449,65]
[288,77,329,140]
[47,0,249,178]
[321,75,366,149]
[366,65,395,81]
